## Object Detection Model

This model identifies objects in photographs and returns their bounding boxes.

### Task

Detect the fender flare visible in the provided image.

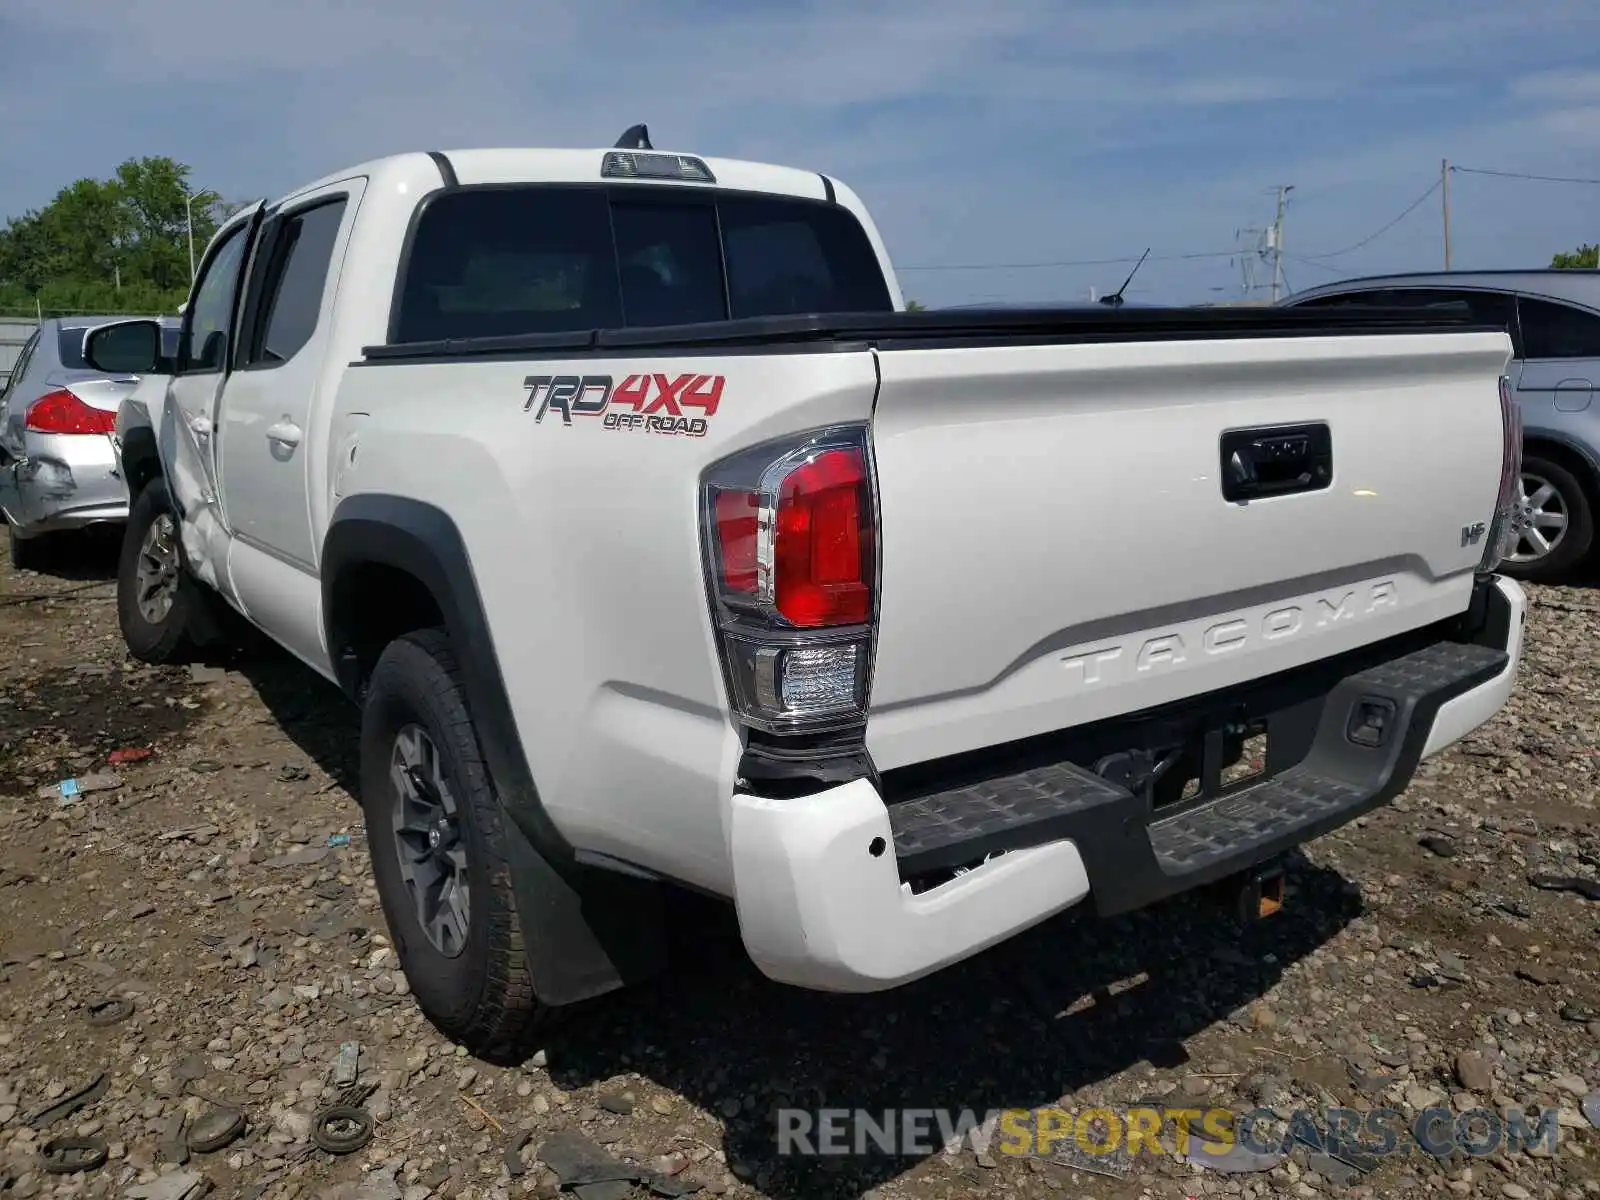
[117,424,162,497]
[322,493,665,1005]
[115,395,165,500]
[322,493,571,858]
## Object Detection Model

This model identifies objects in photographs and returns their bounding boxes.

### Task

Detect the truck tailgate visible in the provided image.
[865,330,1513,771]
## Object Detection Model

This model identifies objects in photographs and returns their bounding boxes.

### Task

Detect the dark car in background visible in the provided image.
[1283,270,1600,582]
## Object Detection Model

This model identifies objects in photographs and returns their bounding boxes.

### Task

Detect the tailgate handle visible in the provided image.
[1220,422,1332,503]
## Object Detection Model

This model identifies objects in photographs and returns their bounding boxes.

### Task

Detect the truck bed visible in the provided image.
[337,297,1512,899]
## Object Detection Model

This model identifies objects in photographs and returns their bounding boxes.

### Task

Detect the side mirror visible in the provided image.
[84,319,166,376]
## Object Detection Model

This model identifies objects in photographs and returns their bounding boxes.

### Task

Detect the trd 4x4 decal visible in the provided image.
[523,372,724,437]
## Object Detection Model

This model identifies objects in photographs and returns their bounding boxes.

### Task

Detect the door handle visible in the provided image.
[191,416,212,440]
[266,420,302,448]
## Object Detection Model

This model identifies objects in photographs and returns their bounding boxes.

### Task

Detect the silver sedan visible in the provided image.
[0,315,178,569]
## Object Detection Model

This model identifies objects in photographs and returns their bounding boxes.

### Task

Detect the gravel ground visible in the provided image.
[3,529,1600,1200]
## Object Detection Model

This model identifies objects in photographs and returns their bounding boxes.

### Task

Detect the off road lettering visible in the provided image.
[525,371,725,436]
[602,412,710,437]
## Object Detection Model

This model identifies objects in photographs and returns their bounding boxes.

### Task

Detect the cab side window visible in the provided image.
[180,225,252,374]
[242,199,349,367]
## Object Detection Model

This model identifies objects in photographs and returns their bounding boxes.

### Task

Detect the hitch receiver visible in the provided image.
[1238,863,1286,922]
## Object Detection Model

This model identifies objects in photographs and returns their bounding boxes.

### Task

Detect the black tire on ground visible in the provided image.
[117,477,209,663]
[360,629,549,1058]
[1500,454,1595,584]
[7,529,45,572]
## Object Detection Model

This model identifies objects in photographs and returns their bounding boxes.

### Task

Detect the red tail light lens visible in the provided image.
[702,425,878,734]
[25,389,116,435]
[773,447,872,628]
[709,441,875,630]
[713,490,760,595]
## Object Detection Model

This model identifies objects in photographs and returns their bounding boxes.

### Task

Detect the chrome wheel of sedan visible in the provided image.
[1507,471,1569,564]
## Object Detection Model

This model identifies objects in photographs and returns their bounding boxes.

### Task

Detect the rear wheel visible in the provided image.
[1500,455,1594,583]
[360,629,549,1058]
[117,477,209,663]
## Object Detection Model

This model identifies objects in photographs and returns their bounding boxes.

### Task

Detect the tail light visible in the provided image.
[1479,374,1524,574]
[24,389,116,435]
[701,424,877,734]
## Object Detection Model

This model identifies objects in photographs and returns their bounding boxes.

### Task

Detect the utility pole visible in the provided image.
[1269,185,1293,303]
[1441,159,1453,271]
[1237,226,1266,298]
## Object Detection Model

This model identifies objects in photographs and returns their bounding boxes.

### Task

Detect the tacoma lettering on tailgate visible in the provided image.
[1060,579,1401,687]
[523,372,723,437]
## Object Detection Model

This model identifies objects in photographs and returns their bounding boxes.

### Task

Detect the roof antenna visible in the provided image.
[614,124,653,150]
[1100,248,1150,307]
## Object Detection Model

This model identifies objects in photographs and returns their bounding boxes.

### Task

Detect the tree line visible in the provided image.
[0,156,237,318]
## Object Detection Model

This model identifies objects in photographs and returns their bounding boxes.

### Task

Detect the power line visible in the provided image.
[896,249,1239,272]
[1282,253,1351,276]
[894,162,1597,278]
[899,181,1437,275]
[1298,179,1441,259]
[1452,165,1600,185]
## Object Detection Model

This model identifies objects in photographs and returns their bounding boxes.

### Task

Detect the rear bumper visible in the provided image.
[731,575,1524,992]
[0,433,129,536]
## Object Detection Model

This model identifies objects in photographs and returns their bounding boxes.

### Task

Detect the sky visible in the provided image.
[1,0,1598,308]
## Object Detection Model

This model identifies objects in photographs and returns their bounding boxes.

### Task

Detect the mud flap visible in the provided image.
[500,805,668,1007]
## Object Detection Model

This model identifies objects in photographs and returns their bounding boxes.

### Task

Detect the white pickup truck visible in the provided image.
[83,129,1527,1059]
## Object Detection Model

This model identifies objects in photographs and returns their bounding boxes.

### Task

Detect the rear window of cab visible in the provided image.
[391,186,894,344]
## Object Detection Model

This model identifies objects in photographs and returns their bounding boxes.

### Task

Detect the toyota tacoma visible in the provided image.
[82,128,1527,1058]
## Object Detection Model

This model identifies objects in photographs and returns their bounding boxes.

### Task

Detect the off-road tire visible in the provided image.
[360,628,549,1059]
[117,477,210,664]
[1501,454,1594,584]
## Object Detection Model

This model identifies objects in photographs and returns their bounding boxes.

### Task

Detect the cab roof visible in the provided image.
[275,146,839,212]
